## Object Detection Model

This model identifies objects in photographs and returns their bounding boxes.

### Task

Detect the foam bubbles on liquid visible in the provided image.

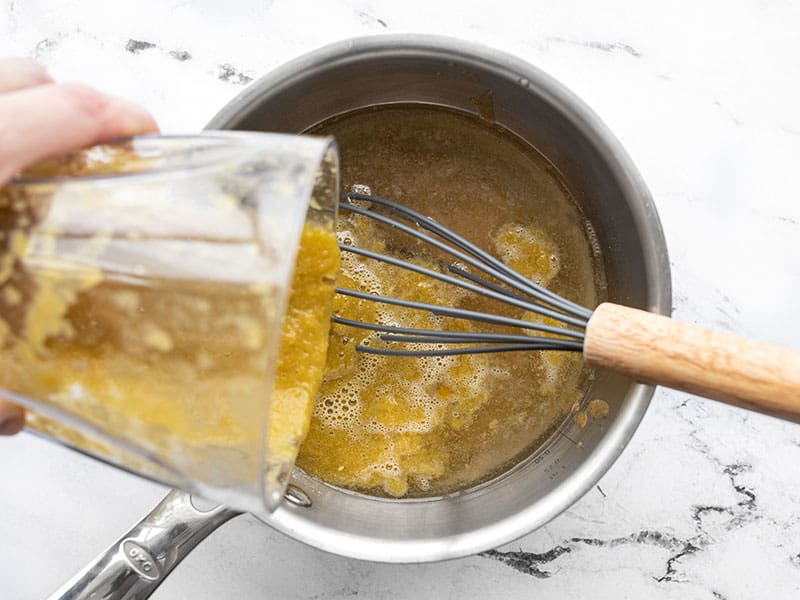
[308,207,577,495]
[584,220,602,258]
[492,223,560,287]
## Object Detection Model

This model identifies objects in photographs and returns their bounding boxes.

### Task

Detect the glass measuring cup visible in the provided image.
[0,132,339,515]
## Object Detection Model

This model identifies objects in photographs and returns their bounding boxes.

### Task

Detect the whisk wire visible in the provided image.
[355,343,582,358]
[345,193,593,321]
[332,316,583,348]
[339,243,587,330]
[446,265,537,305]
[335,287,585,340]
[335,193,593,356]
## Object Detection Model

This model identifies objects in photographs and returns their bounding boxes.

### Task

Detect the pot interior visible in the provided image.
[207,35,671,562]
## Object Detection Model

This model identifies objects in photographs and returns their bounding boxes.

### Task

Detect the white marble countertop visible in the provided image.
[2,1,800,598]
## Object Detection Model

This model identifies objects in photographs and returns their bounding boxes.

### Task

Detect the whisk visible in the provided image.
[334,193,800,422]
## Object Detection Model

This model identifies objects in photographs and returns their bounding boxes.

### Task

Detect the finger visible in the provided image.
[0,399,25,435]
[0,82,159,184]
[0,57,53,92]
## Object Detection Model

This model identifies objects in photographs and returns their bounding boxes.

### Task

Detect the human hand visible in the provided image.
[0,57,158,435]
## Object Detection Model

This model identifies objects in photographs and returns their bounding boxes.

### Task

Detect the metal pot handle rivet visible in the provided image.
[47,490,239,600]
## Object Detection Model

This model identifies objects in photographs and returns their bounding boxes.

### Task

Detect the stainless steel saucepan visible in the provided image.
[50,35,671,599]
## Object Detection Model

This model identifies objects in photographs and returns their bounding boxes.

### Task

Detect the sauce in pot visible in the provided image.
[297,106,605,497]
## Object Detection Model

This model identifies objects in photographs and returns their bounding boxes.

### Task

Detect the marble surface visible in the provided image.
[2,1,800,598]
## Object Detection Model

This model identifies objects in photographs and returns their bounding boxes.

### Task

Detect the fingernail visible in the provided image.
[119,102,159,136]
[0,415,24,435]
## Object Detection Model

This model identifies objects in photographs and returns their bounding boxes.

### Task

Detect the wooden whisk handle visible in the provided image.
[584,302,800,422]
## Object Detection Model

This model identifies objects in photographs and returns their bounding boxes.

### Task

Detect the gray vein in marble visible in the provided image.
[217,63,252,85]
[357,10,388,28]
[34,37,58,58]
[713,100,743,126]
[125,38,156,54]
[481,546,572,578]
[712,294,741,332]
[681,411,759,507]
[124,36,261,88]
[723,463,757,513]
[671,265,744,332]
[679,414,760,527]
[655,540,700,583]
[123,38,192,62]
[692,504,733,527]
[482,530,691,580]
[774,214,798,226]
[6,0,17,31]
[672,288,689,309]
[547,36,641,57]
[169,49,192,62]
[712,591,728,600]
[484,406,766,585]
[573,530,685,551]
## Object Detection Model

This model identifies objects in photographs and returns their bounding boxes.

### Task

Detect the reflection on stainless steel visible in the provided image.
[58,32,671,597]
[48,491,238,600]
[208,33,671,562]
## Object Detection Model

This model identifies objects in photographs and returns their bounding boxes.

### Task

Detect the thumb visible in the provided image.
[0,82,158,185]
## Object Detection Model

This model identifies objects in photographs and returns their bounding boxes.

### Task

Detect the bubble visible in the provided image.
[308,205,584,496]
[351,183,373,196]
[584,220,602,258]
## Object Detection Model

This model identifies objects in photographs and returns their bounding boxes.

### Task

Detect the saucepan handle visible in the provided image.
[47,489,239,600]
[584,302,800,422]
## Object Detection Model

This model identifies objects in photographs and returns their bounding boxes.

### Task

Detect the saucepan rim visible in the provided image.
[207,33,672,562]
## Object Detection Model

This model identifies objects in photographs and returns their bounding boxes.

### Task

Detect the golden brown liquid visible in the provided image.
[268,224,339,474]
[0,147,339,492]
[297,106,604,497]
